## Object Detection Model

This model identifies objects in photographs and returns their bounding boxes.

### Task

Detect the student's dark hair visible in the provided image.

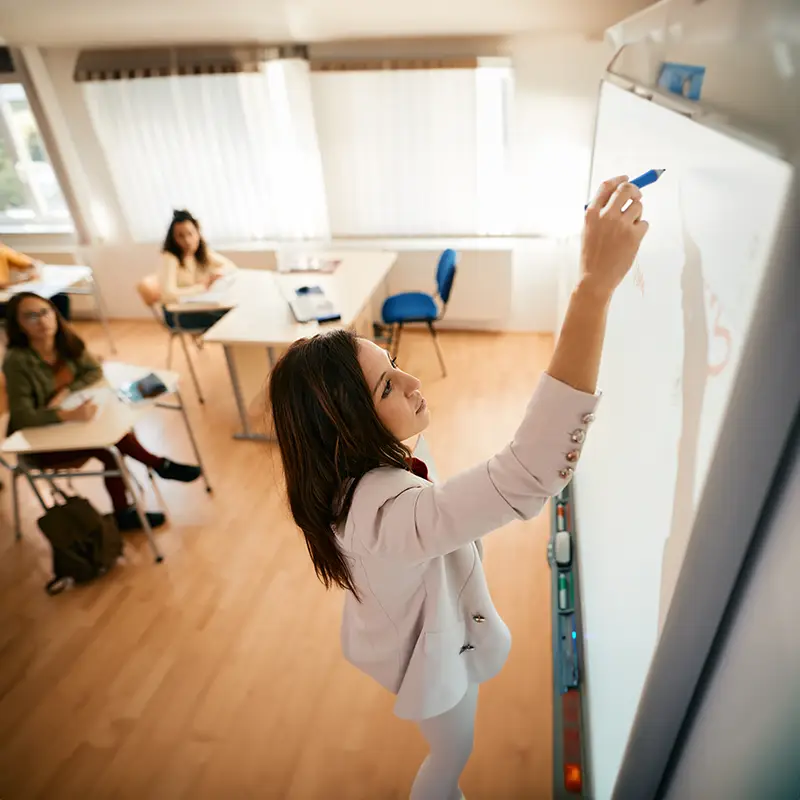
[5,292,86,360]
[269,329,412,599]
[162,209,209,267]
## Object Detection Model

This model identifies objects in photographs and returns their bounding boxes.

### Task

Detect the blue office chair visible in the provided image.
[381,248,457,377]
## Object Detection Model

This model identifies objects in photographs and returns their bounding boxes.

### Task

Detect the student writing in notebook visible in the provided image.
[268,176,648,799]
[159,210,237,333]
[3,292,203,531]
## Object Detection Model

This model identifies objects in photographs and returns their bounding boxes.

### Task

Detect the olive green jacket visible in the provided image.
[2,346,103,436]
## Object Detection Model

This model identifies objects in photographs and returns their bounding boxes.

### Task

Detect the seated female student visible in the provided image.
[160,210,237,333]
[3,292,203,532]
[0,241,71,319]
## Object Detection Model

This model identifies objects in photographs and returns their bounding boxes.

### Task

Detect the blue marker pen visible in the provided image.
[584,168,665,209]
[630,168,666,189]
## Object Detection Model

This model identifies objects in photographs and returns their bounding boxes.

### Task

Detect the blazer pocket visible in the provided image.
[424,620,467,658]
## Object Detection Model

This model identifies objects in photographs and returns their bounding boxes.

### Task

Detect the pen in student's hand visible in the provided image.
[584,168,665,210]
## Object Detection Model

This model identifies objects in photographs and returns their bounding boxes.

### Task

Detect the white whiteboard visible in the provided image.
[576,81,793,799]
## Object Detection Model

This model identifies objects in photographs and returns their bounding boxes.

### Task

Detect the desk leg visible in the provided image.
[91,278,117,354]
[223,344,272,442]
[175,389,212,493]
[110,447,163,563]
[12,468,22,540]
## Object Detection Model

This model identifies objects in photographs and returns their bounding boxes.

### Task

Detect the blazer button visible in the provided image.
[459,644,476,654]
[581,412,596,425]
[472,614,486,623]
[559,467,574,480]
[571,429,586,444]
[566,450,579,463]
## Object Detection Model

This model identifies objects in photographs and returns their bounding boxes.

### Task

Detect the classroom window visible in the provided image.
[82,61,330,243]
[311,65,513,237]
[0,82,74,233]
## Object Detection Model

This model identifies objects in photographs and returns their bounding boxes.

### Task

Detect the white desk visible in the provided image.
[2,392,149,457]
[0,265,116,353]
[0,265,91,304]
[202,250,397,440]
[2,362,209,561]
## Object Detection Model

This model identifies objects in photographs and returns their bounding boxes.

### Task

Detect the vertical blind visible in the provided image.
[310,65,513,237]
[83,59,330,243]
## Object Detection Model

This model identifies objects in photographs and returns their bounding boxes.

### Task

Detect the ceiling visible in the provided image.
[0,0,657,47]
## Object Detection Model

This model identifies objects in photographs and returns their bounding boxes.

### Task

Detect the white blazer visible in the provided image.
[337,372,601,721]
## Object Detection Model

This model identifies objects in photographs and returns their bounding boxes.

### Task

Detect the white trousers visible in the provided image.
[410,684,479,800]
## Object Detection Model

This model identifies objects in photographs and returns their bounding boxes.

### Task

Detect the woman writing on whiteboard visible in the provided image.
[159,209,237,333]
[268,176,649,799]
[3,292,204,531]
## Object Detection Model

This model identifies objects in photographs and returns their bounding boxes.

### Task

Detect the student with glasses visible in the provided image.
[2,292,203,531]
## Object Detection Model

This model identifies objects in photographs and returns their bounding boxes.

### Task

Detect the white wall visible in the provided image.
[507,34,610,330]
[4,35,611,331]
[21,47,129,245]
[509,34,609,236]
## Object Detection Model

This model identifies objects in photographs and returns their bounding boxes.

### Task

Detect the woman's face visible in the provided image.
[358,339,430,442]
[17,296,57,344]
[172,220,201,257]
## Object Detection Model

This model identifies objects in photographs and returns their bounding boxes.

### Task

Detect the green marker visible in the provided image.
[558,573,569,610]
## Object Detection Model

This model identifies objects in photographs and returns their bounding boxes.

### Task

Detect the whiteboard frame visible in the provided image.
[580,79,800,799]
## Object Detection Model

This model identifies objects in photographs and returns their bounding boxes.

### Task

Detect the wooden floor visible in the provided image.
[0,321,556,800]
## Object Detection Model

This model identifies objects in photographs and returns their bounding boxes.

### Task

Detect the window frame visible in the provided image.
[0,59,84,240]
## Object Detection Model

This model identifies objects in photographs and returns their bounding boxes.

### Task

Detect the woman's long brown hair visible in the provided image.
[162,209,209,267]
[5,292,86,360]
[269,329,411,599]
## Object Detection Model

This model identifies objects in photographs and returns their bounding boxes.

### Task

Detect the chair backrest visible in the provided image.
[137,274,168,325]
[137,274,163,308]
[435,249,457,305]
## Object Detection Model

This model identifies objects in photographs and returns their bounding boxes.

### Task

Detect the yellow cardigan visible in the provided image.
[0,243,36,288]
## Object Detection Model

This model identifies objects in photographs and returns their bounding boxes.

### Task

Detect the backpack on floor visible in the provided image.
[36,488,123,595]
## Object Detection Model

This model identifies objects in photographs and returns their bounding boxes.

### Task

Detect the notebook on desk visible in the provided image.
[58,386,114,422]
[180,272,236,305]
[288,285,341,324]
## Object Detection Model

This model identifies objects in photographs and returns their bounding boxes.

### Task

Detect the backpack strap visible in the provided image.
[45,478,72,504]
[24,473,52,512]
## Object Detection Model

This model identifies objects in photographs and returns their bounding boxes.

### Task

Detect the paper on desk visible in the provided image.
[58,386,114,420]
[181,291,223,305]
[8,280,54,297]
[180,272,236,304]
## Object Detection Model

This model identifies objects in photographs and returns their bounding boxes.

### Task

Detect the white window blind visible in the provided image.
[311,65,513,237]
[83,60,330,243]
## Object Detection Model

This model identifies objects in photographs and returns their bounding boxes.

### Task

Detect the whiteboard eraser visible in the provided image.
[555,531,572,566]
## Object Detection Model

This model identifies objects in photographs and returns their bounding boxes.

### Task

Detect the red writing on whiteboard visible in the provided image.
[705,284,732,376]
[633,261,645,296]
